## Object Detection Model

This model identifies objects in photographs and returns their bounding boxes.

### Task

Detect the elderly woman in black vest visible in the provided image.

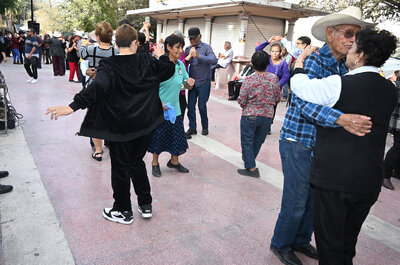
[46,24,175,225]
[290,28,398,265]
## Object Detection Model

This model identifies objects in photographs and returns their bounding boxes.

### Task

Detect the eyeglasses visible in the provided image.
[333,27,356,39]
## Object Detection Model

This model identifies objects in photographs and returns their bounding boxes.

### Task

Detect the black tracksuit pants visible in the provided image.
[313,186,379,265]
[108,134,152,211]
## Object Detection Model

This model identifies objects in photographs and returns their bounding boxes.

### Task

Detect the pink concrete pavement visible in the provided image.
[1,62,400,265]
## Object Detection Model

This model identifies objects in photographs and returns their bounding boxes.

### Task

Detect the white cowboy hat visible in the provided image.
[74,31,83,38]
[53,31,62,38]
[87,30,97,42]
[312,6,376,42]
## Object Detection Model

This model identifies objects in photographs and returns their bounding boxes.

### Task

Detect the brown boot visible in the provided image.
[383,178,395,190]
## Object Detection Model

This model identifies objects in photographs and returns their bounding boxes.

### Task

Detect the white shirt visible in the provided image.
[290,66,380,107]
[281,38,304,59]
[217,48,233,68]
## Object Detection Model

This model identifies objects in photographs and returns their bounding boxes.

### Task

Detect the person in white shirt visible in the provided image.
[211,41,233,87]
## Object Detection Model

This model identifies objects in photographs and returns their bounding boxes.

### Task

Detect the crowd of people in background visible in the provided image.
[0,5,399,265]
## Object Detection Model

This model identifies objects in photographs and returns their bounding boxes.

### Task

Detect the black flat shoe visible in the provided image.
[228,96,237,101]
[202,128,209,135]
[167,160,189,173]
[270,245,302,265]
[292,243,318,259]
[237,168,260,178]
[0,171,9,178]
[152,164,161,177]
[185,129,197,137]
[92,151,103,161]
[0,184,13,194]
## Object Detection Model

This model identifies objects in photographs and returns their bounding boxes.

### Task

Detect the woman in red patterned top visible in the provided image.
[237,51,281,178]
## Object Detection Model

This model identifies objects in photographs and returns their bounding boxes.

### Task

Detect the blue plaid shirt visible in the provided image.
[280,44,348,149]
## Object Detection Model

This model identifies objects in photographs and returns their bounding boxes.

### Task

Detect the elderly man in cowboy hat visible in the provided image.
[270,6,375,265]
[48,32,66,76]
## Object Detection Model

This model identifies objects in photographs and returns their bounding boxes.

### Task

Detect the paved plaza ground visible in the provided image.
[0,62,399,265]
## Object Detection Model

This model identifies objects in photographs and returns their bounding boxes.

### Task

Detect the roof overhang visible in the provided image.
[127,0,328,21]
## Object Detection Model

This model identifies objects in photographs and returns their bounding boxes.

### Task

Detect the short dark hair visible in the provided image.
[251,51,270,71]
[138,32,146,45]
[298,36,311,46]
[355,28,397,68]
[115,24,138,48]
[28,27,35,34]
[164,34,185,53]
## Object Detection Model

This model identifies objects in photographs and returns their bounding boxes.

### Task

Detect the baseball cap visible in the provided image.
[188,27,200,39]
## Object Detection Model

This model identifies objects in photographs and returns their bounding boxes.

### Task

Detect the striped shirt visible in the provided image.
[280,44,347,149]
[25,36,39,57]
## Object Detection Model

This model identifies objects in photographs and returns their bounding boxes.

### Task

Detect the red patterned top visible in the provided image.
[238,72,281,118]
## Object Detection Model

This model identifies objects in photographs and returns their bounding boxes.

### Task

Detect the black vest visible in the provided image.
[311,72,398,193]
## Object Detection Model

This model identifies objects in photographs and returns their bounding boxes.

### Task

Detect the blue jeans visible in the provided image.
[12,48,20,63]
[271,139,314,251]
[282,83,289,99]
[240,116,271,169]
[187,81,211,130]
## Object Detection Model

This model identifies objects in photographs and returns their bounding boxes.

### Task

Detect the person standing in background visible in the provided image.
[11,33,20,64]
[24,28,39,84]
[18,31,26,64]
[48,32,66,76]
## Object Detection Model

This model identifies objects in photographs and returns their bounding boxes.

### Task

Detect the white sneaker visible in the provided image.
[30,79,38,84]
[102,208,133,224]
[27,77,34,83]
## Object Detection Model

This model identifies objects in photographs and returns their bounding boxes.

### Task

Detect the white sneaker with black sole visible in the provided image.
[102,208,133,224]
[138,204,152,218]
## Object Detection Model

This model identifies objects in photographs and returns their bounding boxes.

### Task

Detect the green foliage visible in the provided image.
[2,0,151,34]
[58,0,150,32]
[299,0,400,22]
[0,0,17,16]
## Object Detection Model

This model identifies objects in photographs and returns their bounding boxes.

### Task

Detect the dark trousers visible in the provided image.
[179,93,187,121]
[24,56,38,79]
[384,131,400,179]
[52,56,64,76]
[108,134,152,212]
[313,186,379,265]
[19,48,24,63]
[43,49,51,64]
[187,81,211,130]
[228,80,242,98]
[211,64,223,81]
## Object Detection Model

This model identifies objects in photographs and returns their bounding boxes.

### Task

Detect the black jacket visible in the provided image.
[69,53,175,142]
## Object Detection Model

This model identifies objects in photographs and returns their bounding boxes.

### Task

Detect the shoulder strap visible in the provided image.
[91,47,97,68]
[111,47,115,56]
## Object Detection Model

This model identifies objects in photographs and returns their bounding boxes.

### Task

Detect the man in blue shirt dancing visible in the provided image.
[184,27,217,138]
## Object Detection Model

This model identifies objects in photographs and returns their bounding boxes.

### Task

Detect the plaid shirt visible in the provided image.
[389,80,400,133]
[280,44,348,149]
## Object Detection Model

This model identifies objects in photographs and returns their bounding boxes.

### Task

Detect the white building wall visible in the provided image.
[210,16,239,58]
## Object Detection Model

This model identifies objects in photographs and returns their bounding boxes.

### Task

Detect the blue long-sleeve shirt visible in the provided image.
[185,41,217,87]
[280,44,346,149]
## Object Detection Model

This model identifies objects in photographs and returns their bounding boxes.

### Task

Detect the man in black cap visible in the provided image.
[184,27,217,137]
